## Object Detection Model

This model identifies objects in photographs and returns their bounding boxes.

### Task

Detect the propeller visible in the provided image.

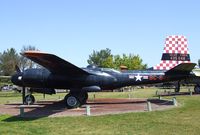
[13,65,26,104]
[15,65,21,73]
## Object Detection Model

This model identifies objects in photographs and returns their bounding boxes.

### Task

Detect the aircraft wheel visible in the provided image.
[64,94,80,109]
[194,85,200,94]
[24,95,35,105]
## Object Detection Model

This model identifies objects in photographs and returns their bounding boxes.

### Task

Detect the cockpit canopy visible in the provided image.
[87,64,98,69]
[86,65,121,74]
[100,68,121,74]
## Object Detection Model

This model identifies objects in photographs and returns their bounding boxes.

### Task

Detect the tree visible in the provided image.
[19,45,39,71]
[101,56,114,68]
[87,48,113,68]
[0,52,2,75]
[0,48,20,76]
[113,54,147,70]
[198,59,200,68]
[87,48,147,70]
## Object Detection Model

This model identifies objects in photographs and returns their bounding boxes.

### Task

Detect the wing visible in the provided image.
[165,63,196,75]
[22,51,90,76]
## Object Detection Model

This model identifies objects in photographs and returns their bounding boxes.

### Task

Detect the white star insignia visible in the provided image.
[135,74,142,81]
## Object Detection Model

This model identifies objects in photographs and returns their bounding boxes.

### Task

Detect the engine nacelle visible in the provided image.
[82,86,101,92]
[22,68,50,88]
[30,88,56,94]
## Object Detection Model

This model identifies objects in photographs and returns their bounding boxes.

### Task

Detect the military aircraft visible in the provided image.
[11,35,200,108]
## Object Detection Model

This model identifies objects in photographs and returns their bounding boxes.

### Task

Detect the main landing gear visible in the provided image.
[175,81,180,93]
[194,85,200,94]
[22,87,35,105]
[174,82,200,94]
[64,91,88,109]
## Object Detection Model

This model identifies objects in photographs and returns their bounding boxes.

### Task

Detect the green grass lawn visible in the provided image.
[0,88,200,135]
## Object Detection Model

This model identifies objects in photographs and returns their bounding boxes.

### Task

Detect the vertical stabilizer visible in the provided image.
[153,35,190,70]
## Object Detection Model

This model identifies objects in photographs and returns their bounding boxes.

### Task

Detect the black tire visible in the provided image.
[24,95,35,105]
[194,85,200,94]
[64,94,80,109]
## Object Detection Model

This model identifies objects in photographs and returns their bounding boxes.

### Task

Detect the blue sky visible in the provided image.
[0,0,199,67]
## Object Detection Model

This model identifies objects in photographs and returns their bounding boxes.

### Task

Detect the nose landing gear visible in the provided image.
[24,94,35,105]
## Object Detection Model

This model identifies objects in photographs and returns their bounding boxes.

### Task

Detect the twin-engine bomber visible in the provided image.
[11,35,200,108]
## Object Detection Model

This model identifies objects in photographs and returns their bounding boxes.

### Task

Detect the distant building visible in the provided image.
[120,65,128,71]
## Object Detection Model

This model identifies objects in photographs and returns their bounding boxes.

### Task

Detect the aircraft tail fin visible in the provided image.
[165,63,196,75]
[153,35,190,70]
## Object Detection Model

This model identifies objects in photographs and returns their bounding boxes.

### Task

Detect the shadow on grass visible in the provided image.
[3,100,67,122]
[3,116,39,122]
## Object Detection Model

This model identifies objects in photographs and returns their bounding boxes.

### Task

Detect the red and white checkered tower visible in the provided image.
[153,35,190,70]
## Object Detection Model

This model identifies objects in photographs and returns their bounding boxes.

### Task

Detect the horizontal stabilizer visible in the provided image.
[165,63,196,75]
[193,69,200,77]
[22,51,90,76]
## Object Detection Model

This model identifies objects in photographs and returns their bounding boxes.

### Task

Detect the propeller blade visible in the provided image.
[22,86,26,104]
[15,65,21,73]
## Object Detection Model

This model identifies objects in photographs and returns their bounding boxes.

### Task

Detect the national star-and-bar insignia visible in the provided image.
[135,74,142,81]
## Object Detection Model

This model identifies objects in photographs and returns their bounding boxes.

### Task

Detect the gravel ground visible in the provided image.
[0,98,174,117]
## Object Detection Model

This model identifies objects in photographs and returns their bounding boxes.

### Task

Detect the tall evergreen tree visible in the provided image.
[19,45,39,71]
[0,48,20,76]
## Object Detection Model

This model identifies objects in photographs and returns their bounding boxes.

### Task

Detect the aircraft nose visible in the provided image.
[11,73,23,86]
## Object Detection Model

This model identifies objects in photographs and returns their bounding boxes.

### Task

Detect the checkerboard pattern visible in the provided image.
[153,35,190,70]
